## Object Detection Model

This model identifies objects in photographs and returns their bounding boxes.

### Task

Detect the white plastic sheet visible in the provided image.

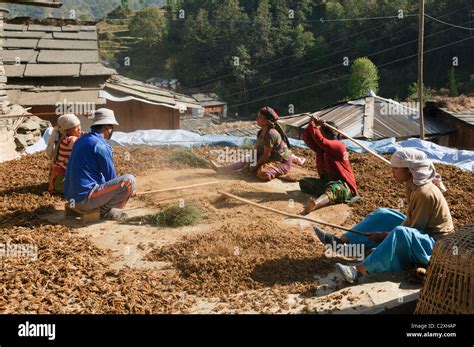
[27,128,474,172]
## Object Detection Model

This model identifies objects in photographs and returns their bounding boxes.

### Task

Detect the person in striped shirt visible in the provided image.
[46,114,83,194]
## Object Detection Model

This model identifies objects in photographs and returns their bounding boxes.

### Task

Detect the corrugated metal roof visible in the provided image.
[373,98,452,139]
[279,102,365,138]
[280,96,454,140]
[439,108,474,127]
[317,103,365,138]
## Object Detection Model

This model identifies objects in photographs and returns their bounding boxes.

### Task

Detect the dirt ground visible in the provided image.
[0,146,472,313]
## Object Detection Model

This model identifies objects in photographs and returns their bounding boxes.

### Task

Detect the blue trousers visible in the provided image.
[344,208,436,273]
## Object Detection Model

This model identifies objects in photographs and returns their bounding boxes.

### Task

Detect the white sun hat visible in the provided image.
[57,114,81,133]
[91,108,119,126]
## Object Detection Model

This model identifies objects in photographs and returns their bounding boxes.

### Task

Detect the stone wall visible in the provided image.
[0,8,18,163]
[0,9,8,114]
[0,9,52,162]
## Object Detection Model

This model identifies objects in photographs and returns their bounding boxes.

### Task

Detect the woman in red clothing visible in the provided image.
[300,117,358,213]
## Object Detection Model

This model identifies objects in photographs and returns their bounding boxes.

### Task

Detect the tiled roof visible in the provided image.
[2,19,116,78]
[104,75,202,110]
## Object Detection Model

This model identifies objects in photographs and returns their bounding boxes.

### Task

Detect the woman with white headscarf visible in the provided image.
[313,148,454,284]
[46,114,82,194]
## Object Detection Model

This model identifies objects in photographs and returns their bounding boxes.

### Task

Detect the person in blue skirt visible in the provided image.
[314,148,454,284]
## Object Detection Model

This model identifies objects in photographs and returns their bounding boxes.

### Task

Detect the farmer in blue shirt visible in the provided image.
[64,108,136,219]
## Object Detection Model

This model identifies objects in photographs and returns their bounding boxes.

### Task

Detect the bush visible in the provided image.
[407,81,432,101]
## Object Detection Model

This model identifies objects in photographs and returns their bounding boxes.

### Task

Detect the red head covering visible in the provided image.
[259,106,279,122]
[259,106,291,149]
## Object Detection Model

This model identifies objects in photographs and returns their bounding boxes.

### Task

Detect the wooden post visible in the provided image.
[418,0,426,140]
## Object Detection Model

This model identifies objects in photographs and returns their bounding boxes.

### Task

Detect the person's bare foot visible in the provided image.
[407,267,427,284]
[101,208,126,220]
[304,197,317,214]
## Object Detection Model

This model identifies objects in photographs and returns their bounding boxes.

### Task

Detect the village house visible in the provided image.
[1,14,202,133]
[425,99,474,150]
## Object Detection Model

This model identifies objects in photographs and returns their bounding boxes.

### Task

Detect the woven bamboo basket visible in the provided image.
[415,224,473,314]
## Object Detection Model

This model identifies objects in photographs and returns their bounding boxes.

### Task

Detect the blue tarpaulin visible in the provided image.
[29,128,474,172]
[397,138,474,172]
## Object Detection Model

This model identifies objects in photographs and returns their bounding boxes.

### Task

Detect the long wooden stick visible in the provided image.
[137,181,221,196]
[218,190,368,236]
[305,113,391,165]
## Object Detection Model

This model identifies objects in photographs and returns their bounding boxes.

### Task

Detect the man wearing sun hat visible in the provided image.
[64,108,136,220]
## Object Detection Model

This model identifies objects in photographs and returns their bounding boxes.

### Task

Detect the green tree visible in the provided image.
[230,45,255,112]
[250,0,274,62]
[103,0,472,113]
[292,23,314,59]
[324,1,346,37]
[129,8,167,48]
[214,0,249,56]
[107,0,132,19]
[348,57,379,99]
[407,82,432,101]
[175,9,218,85]
[447,67,459,97]
[231,45,254,82]
[272,1,292,52]
[121,0,130,11]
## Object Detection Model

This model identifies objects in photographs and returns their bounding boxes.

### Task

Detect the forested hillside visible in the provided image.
[4,0,473,115]
[3,0,164,19]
